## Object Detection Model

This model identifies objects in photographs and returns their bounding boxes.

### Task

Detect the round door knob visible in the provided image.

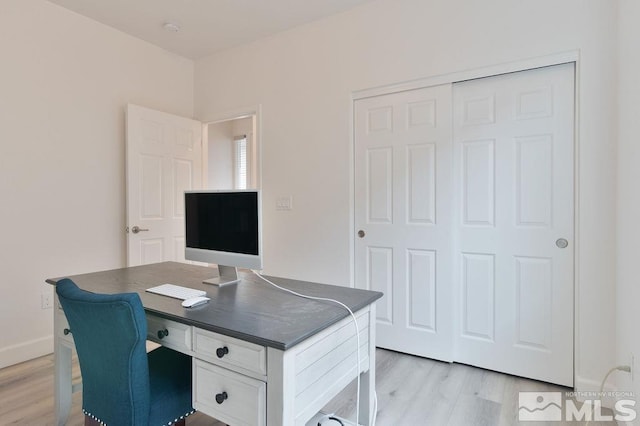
[131,226,149,234]
[63,328,71,335]
[157,329,169,339]
[216,346,229,358]
[556,238,569,249]
[215,391,228,404]
[358,230,365,238]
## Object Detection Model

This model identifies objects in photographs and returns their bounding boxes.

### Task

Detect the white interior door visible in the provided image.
[452,63,575,386]
[354,85,454,361]
[126,104,203,266]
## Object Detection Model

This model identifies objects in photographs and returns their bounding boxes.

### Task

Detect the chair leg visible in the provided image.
[84,415,100,426]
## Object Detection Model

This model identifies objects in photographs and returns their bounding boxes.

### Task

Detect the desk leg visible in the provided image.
[54,312,73,425]
[358,304,376,426]
[266,348,295,425]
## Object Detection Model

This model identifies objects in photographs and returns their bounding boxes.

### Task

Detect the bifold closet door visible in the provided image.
[452,63,575,386]
[354,85,454,362]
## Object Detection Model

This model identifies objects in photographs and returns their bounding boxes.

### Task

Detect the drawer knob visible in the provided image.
[216,346,229,358]
[157,329,169,339]
[63,328,71,335]
[215,391,228,404]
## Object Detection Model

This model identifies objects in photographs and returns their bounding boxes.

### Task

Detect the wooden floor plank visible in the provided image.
[0,349,619,425]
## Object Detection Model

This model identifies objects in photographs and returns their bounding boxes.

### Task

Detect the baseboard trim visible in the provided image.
[575,375,611,406]
[575,375,604,393]
[0,335,53,369]
[575,374,636,413]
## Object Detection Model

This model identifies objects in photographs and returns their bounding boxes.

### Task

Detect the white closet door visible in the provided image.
[354,85,454,361]
[452,63,575,386]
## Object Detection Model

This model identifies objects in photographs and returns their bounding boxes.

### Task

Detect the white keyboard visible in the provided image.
[146,284,207,300]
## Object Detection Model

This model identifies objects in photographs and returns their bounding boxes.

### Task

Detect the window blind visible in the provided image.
[234,136,247,190]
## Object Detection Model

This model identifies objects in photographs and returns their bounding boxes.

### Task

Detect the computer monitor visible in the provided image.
[185,190,262,286]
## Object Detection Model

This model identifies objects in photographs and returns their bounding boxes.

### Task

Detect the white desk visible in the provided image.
[48,262,382,426]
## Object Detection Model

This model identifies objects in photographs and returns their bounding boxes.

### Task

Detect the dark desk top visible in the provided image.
[47,261,382,351]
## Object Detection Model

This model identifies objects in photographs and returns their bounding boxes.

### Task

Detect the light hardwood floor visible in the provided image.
[0,348,617,425]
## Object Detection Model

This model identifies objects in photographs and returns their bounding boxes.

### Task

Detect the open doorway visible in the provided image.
[206,115,259,190]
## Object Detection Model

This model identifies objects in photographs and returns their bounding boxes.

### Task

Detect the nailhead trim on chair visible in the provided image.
[82,408,196,425]
[82,409,106,425]
[164,409,196,426]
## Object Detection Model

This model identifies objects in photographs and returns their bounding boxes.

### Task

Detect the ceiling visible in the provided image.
[47,0,377,59]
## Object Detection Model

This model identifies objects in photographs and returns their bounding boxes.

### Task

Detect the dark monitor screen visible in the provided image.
[185,191,259,256]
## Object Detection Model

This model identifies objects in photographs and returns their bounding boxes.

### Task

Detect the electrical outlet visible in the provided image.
[41,292,53,309]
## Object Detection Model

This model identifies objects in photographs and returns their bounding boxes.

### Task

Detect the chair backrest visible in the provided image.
[56,278,151,425]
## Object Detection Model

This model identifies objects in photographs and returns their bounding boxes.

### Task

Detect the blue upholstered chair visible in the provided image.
[56,278,195,426]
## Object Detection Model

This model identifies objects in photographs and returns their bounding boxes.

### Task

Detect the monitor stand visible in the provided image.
[203,265,240,287]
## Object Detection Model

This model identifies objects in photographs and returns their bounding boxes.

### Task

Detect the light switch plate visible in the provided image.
[276,196,293,211]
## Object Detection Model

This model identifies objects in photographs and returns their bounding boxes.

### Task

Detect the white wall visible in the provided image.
[232,117,253,137]
[195,0,618,390]
[207,120,234,189]
[0,0,194,368]
[616,0,640,412]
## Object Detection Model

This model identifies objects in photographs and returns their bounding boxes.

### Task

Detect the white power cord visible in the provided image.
[251,270,371,426]
[586,364,631,423]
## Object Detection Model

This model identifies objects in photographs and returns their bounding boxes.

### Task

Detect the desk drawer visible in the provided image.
[193,328,266,377]
[146,315,192,353]
[194,359,265,426]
